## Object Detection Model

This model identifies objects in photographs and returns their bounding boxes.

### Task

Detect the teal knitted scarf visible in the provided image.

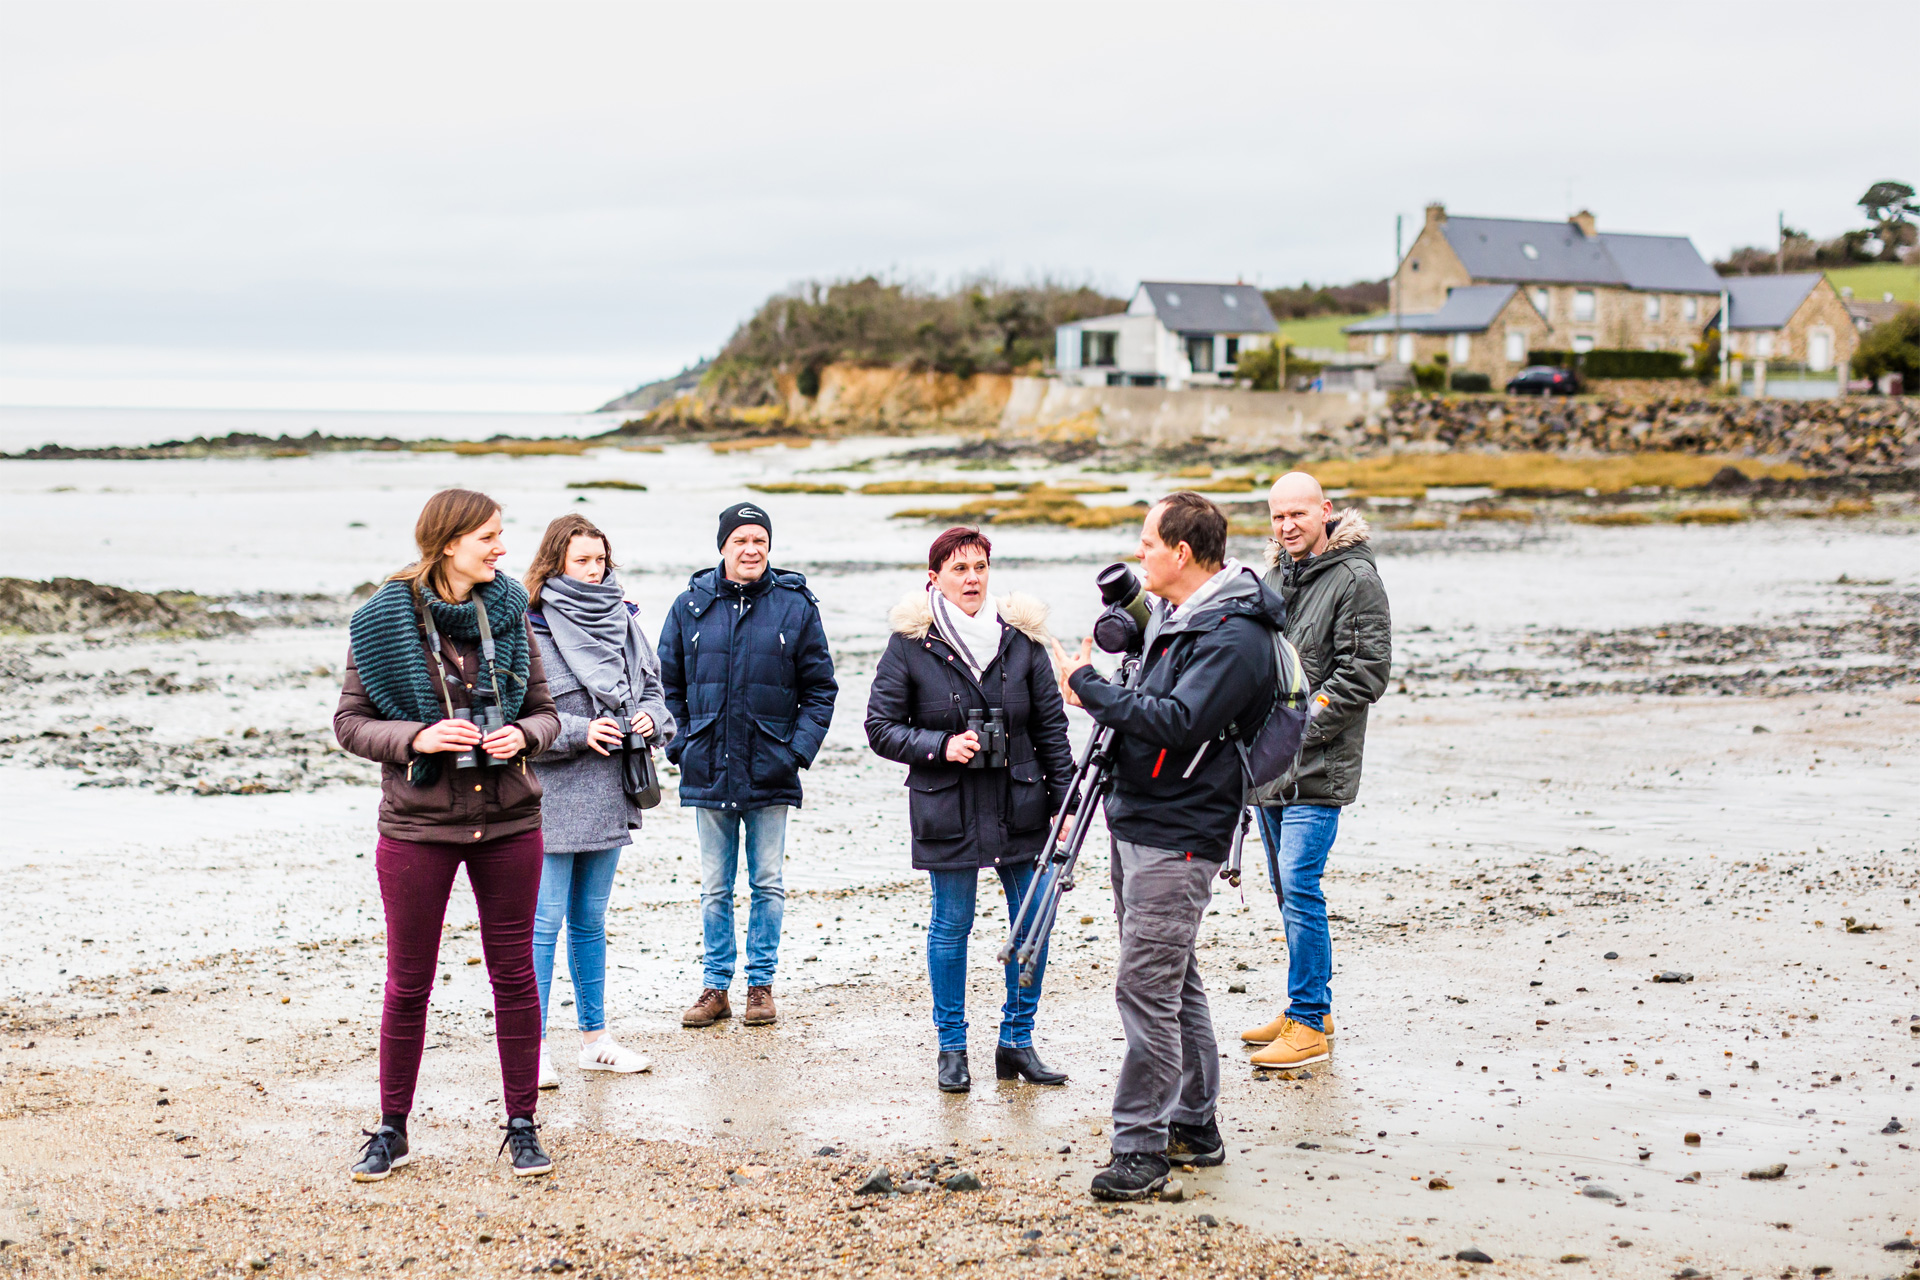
[349,575,530,783]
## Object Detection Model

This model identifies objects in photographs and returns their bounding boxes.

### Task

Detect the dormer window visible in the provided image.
[1522,243,1539,260]
[1223,293,1238,308]
[1165,291,1181,307]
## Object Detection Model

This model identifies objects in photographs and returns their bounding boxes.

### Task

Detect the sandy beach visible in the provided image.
[3,431,1918,1278]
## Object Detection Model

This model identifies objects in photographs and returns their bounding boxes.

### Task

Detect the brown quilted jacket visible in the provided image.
[333,619,560,844]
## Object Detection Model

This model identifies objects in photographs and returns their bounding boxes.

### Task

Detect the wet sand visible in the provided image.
[3,441,1919,1277]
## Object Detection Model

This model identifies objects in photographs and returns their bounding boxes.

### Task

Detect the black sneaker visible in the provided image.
[1090,1150,1169,1201]
[498,1117,553,1177]
[1167,1117,1226,1167]
[349,1126,411,1182]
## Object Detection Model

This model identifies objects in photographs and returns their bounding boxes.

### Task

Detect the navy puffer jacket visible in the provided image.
[657,565,838,811]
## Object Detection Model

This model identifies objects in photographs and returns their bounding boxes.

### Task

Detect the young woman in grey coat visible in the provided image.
[523,514,676,1085]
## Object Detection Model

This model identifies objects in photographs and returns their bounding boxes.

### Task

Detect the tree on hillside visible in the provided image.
[1859,181,1918,262]
[1262,279,1388,319]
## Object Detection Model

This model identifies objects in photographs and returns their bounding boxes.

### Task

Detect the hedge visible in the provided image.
[1448,371,1492,392]
[1527,349,1688,379]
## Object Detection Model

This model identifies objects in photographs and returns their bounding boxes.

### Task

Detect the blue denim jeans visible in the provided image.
[695,806,787,989]
[927,862,1048,1053]
[1254,804,1341,1032]
[532,845,622,1037]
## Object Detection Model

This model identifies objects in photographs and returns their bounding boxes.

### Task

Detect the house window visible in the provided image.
[1505,329,1526,363]
[1223,337,1240,367]
[1684,296,1699,322]
[1081,331,1117,368]
[1573,290,1596,322]
[1372,334,1388,356]
[1186,336,1214,373]
[1755,333,1775,358]
[1645,295,1661,321]
[1396,333,1415,363]
[1572,335,1595,353]
[1450,333,1471,364]
[1807,327,1834,372]
[1643,338,1664,351]
[1531,287,1550,319]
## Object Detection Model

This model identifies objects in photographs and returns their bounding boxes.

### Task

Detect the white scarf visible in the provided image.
[928,585,1004,681]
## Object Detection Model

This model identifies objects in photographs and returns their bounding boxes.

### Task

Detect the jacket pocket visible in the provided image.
[383,761,443,824]
[676,710,721,792]
[907,769,964,842]
[749,715,798,790]
[1006,758,1047,833]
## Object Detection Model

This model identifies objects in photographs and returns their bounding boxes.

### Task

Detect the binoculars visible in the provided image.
[450,700,510,770]
[1092,562,1153,656]
[964,706,1010,769]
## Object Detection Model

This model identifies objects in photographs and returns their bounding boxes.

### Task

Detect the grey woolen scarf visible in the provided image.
[539,571,643,718]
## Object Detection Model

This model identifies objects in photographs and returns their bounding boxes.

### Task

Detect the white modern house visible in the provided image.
[1055,281,1278,389]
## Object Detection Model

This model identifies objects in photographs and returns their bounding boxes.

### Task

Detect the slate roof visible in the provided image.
[1135,282,1277,334]
[1709,273,1823,330]
[1344,284,1520,334]
[1439,216,1720,292]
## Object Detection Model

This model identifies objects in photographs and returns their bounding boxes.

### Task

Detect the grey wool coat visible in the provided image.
[529,604,677,854]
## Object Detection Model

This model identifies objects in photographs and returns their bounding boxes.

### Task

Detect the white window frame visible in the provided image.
[1755,333,1775,358]
[1807,326,1834,372]
[1645,295,1661,321]
[1572,335,1595,354]
[1573,290,1596,322]
[1372,333,1388,357]
[1504,329,1526,363]
[1531,287,1550,319]
[1683,296,1699,322]
[1449,333,1472,364]
[1396,333,1415,363]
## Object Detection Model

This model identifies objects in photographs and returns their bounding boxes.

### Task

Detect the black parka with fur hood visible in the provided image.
[1256,510,1392,807]
[864,592,1075,871]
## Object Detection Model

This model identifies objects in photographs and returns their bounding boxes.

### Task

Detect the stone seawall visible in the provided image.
[996,377,1380,451]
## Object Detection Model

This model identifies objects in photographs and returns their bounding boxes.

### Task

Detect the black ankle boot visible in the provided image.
[995,1044,1067,1085]
[937,1050,971,1093]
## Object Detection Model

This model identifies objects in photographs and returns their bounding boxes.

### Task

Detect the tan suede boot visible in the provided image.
[1242,1013,1334,1043]
[743,984,777,1026]
[1249,1018,1331,1069]
[681,988,731,1028]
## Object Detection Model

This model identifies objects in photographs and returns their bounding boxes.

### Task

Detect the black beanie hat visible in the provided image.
[716,500,772,550]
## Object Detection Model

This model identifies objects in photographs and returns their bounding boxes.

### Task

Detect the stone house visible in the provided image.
[1349,203,1723,379]
[1055,282,1276,389]
[1711,272,1856,371]
[1343,284,1550,376]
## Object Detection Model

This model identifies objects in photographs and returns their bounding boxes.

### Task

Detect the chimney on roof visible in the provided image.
[1570,209,1597,238]
[1425,202,1446,231]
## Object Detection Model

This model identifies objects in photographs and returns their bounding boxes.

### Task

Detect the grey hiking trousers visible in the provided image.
[1108,838,1220,1154]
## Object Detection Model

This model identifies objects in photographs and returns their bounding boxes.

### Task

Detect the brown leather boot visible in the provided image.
[681,988,731,1028]
[743,984,777,1026]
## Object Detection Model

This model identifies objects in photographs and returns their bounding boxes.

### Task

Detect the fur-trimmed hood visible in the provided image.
[889,589,1053,649]
[1264,508,1371,569]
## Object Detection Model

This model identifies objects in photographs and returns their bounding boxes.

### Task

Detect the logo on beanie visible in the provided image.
[737,506,764,522]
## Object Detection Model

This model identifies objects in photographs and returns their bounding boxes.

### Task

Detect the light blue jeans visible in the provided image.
[1254,804,1341,1033]
[695,806,788,990]
[532,845,622,1037]
[927,862,1047,1053]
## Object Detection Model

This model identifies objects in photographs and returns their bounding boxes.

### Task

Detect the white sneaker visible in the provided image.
[578,1038,651,1074]
[537,1044,560,1090]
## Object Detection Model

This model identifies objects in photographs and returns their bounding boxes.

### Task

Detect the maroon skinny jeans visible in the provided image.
[375,830,543,1120]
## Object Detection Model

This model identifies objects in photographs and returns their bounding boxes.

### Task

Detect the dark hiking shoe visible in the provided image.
[1090,1151,1169,1201]
[1167,1117,1226,1167]
[743,984,777,1026]
[681,988,731,1028]
[498,1118,553,1177]
[995,1044,1067,1085]
[349,1125,411,1182]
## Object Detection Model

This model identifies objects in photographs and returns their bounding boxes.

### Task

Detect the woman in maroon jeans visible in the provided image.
[333,487,561,1183]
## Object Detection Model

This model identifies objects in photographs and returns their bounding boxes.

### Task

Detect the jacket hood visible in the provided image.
[890,590,1054,650]
[1157,562,1285,637]
[1264,508,1372,569]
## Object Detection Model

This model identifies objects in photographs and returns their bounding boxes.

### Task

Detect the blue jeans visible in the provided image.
[1254,804,1341,1033]
[927,862,1048,1053]
[695,806,788,989]
[532,845,622,1037]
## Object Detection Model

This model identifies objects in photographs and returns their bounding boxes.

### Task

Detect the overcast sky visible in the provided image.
[1,1,1910,412]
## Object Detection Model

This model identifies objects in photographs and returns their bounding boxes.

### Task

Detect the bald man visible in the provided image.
[1241,471,1392,1070]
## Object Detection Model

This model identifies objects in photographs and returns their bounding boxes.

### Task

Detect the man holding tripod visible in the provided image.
[1058,491,1286,1201]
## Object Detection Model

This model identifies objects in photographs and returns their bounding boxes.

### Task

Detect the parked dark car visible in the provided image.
[1505,365,1581,396]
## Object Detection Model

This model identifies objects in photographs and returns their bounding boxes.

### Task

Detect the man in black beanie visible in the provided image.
[657,500,837,1029]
